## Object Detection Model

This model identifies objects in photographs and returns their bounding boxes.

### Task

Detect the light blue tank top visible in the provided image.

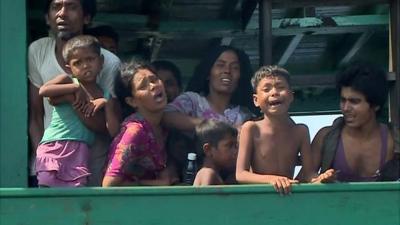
[40,78,108,145]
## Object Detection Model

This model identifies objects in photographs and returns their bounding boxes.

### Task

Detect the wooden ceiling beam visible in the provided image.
[339,31,373,66]
[241,0,258,30]
[278,34,304,66]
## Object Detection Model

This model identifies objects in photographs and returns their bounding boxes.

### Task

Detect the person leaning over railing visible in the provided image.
[307,62,398,182]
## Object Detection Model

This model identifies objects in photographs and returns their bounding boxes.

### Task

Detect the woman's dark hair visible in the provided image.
[45,0,97,18]
[151,60,182,89]
[114,59,155,117]
[336,62,388,115]
[185,45,255,113]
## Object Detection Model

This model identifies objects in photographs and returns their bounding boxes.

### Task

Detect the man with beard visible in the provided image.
[28,0,121,186]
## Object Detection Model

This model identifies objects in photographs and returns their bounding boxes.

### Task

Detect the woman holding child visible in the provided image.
[162,46,255,181]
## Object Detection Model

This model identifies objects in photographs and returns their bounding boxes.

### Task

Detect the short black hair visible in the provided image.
[151,60,182,89]
[62,35,101,62]
[45,0,97,18]
[336,62,388,115]
[195,119,238,150]
[86,25,119,43]
[251,65,291,92]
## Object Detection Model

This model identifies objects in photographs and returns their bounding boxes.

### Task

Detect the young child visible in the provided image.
[35,35,110,187]
[102,60,178,186]
[236,65,332,195]
[193,119,238,186]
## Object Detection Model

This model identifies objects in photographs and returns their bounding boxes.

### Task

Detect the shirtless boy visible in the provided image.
[236,65,332,195]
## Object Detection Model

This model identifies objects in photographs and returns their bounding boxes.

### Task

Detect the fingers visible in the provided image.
[273,178,297,195]
[84,105,95,117]
[317,169,338,183]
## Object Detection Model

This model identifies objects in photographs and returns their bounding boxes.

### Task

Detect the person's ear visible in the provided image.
[253,93,259,107]
[203,143,213,157]
[125,96,137,109]
[65,64,72,74]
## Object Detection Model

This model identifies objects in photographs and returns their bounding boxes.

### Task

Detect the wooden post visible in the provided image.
[259,0,273,66]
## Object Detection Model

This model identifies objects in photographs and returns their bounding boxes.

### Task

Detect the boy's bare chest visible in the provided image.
[254,131,299,159]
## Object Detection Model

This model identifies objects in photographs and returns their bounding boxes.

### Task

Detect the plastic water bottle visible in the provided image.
[183,153,197,185]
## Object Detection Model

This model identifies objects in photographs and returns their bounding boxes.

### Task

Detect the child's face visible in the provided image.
[126,68,167,112]
[67,47,103,83]
[209,50,241,95]
[211,134,238,171]
[157,69,181,102]
[253,75,293,115]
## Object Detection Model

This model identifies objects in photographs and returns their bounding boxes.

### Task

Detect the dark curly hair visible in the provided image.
[336,62,389,115]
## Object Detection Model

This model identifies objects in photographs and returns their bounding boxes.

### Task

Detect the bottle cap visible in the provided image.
[187,153,196,160]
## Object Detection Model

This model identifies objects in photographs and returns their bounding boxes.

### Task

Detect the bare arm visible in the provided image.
[236,122,298,195]
[105,98,122,137]
[38,74,79,97]
[103,163,178,187]
[102,176,138,187]
[308,127,337,183]
[75,105,108,134]
[28,83,44,151]
[162,111,203,131]
[311,127,330,172]
[296,125,316,182]
[236,122,284,183]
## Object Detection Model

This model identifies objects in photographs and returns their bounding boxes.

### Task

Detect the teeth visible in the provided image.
[222,78,231,82]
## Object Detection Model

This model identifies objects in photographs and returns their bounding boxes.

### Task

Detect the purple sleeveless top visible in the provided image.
[332,125,388,182]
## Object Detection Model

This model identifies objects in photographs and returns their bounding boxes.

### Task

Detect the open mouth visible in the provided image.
[56,21,69,30]
[154,91,165,103]
[269,99,283,107]
[344,114,355,121]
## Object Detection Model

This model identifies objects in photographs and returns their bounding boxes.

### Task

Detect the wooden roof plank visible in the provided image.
[339,31,373,66]
[278,34,304,66]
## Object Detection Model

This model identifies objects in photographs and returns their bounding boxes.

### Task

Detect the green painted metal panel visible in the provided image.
[0,0,27,187]
[1,183,399,225]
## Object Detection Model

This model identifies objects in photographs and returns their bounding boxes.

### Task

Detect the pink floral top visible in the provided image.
[104,113,167,182]
[165,92,252,127]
